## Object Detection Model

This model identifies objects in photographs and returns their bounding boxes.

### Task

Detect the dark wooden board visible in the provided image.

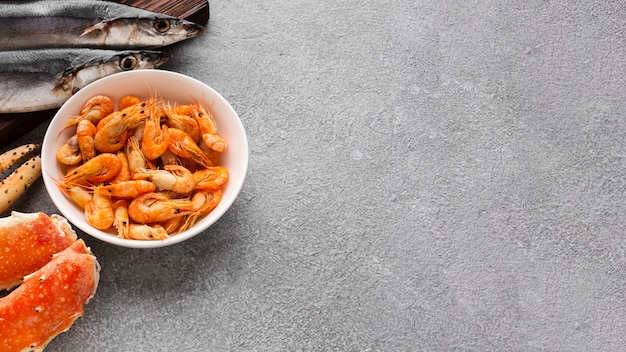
[0,0,209,148]
[115,0,209,25]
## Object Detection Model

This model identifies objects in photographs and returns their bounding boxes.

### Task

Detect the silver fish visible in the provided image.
[0,0,205,50]
[0,49,171,113]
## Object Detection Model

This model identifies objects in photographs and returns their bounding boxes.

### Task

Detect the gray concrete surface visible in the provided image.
[4,0,626,351]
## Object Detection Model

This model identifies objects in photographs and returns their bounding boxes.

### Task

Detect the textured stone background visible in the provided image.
[6,0,626,351]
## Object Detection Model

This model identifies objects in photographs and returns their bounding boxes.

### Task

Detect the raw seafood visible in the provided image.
[0,49,171,113]
[0,0,204,50]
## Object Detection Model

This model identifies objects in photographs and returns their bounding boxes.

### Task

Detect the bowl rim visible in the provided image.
[41,69,248,248]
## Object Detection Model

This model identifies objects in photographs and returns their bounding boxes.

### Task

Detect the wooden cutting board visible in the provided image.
[0,0,209,148]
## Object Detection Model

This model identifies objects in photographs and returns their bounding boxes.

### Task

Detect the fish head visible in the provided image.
[116,50,173,71]
[85,17,205,48]
[58,50,172,95]
[152,17,206,40]
[137,17,205,46]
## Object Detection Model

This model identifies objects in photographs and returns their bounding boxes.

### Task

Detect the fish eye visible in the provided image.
[154,19,171,33]
[120,56,137,70]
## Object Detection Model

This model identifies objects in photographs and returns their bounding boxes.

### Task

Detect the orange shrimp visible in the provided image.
[61,185,92,209]
[169,103,197,116]
[202,133,228,153]
[141,105,170,160]
[111,150,131,183]
[133,121,145,143]
[112,199,130,238]
[62,153,122,186]
[160,215,186,234]
[93,99,153,153]
[198,139,222,166]
[65,94,114,127]
[84,189,114,230]
[118,95,142,111]
[167,128,214,168]
[95,98,152,130]
[180,189,222,232]
[126,136,147,176]
[93,180,156,198]
[185,103,227,152]
[76,119,97,161]
[193,166,229,190]
[93,115,129,153]
[56,134,82,165]
[159,149,181,166]
[190,103,217,135]
[165,104,201,142]
[133,164,195,194]
[191,189,222,215]
[127,192,194,224]
[126,224,169,240]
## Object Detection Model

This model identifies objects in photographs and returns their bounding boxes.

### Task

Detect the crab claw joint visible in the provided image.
[0,144,42,214]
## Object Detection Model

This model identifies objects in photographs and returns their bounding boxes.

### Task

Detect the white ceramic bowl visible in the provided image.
[42,70,248,248]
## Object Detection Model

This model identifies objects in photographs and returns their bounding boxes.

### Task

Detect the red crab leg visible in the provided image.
[0,212,77,291]
[0,239,100,352]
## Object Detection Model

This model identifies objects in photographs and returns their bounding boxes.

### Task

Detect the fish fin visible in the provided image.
[82,20,112,36]
[53,69,74,95]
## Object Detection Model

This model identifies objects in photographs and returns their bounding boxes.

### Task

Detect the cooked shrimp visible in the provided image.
[169,103,197,116]
[165,104,201,142]
[160,216,185,234]
[94,99,153,153]
[65,94,114,127]
[111,150,131,183]
[191,189,222,215]
[126,136,147,176]
[167,128,214,168]
[76,119,97,161]
[133,165,195,194]
[127,192,193,224]
[202,133,228,153]
[84,189,114,230]
[95,110,119,131]
[94,180,156,198]
[190,103,217,135]
[56,135,82,166]
[159,149,181,166]
[126,224,169,240]
[198,139,222,166]
[118,95,142,110]
[133,121,146,143]
[189,103,228,152]
[62,185,92,209]
[93,114,129,153]
[180,189,222,232]
[62,153,121,186]
[112,199,129,238]
[142,105,170,160]
[193,166,229,190]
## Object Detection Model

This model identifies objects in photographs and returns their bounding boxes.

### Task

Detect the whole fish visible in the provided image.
[0,49,172,113]
[0,0,205,50]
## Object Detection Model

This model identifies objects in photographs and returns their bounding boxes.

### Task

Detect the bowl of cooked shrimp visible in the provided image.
[41,70,248,248]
